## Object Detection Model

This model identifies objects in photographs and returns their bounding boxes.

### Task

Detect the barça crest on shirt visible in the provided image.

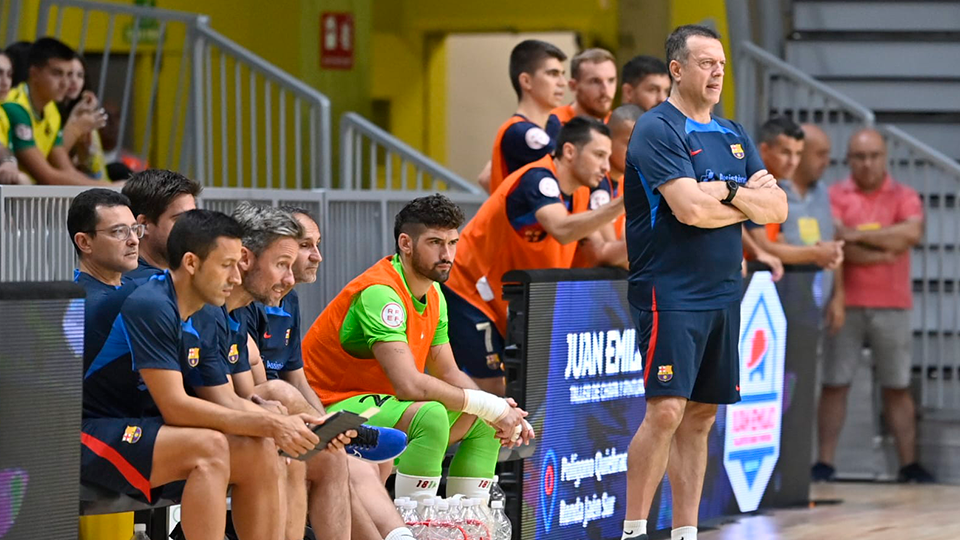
[228,343,240,364]
[188,347,200,367]
[657,364,673,382]
[122,425,142,444]
[284,328,292,346]
[730,144,745,159]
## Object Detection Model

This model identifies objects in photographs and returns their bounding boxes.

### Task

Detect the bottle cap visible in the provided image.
[134,523,147,532]
[491,500,504,509]
[421,498,435,506]
[493,474,499,482]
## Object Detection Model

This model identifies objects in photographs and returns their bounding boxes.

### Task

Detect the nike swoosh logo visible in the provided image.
[624,531,633,536]
[691,149,703,156]
[264,333,272,339]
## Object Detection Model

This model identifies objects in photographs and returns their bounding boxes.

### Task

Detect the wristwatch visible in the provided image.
[721,180,739,205]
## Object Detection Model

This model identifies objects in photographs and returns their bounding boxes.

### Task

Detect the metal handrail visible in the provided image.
[738,40,876,125]
[32,0,334,190]
[194,24,333,188]
[340,112,483,194]
[36,0,200,26]
[880,125,960,175]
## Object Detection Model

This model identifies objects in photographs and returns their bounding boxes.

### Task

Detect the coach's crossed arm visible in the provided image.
[658,176,747,229]
[726,169,788,225]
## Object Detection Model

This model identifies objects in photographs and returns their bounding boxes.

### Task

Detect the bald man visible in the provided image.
[814,127,933,483]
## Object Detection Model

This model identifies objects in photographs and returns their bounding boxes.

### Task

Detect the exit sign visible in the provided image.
[320,12,354,70]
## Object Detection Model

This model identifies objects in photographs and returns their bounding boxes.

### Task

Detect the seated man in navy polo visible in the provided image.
[223,203,412,540]
[81,209,334,540]
[67,188,142,368]
[121,168,201,281]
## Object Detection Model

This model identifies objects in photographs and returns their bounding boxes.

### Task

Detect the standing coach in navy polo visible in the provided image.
[619,25,788,540]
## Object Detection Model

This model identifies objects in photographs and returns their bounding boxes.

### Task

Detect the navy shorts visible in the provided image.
[634,301,742,405]
[441,284,506,379]
[81,416,179,503]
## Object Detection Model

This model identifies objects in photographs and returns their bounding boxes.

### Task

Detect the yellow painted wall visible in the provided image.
[668,0,736,117]
[371,0,620,166]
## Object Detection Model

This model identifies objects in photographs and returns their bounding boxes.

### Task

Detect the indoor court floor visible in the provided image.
[700,482,960,539]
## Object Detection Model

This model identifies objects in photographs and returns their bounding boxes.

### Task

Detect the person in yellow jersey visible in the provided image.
[1,38,104,186]
[0,50,27,185]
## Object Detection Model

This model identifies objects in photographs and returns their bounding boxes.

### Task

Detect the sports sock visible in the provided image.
[621,519,647,538]
[384,527,417,540]
[672,525,697,540]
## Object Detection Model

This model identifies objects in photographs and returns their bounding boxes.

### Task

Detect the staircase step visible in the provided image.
[820,79,960,113]
[785,41,960,78]
[794,1,960,33]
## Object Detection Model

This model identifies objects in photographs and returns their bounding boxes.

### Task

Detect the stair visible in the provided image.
[786,0,960,162]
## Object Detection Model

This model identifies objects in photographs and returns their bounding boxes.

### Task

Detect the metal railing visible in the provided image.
[29,0,332,189]
[736,40,875,183]
[0,185,484,323]
[737,39,960,413]
[340,113,483,194]
[881,125,960,415]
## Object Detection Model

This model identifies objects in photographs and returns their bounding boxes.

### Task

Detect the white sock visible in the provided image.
[384,527,417,540]
[445,476,494,504]
[393,472,441,501]
[672,525,697,540]
[622,519,647,538]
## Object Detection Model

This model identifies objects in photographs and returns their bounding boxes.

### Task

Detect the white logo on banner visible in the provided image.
[723,271,786,512]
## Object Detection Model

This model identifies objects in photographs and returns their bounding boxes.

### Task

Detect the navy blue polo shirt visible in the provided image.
[124,257,163,282]
[500,114,562,176]
[247,290,303,379]
[623,100,764,311]
[74,270,139,371]
[224,306,252,376]
[83,273,224,418]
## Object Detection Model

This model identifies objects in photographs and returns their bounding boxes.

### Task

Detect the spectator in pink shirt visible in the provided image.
[813,128,933,483]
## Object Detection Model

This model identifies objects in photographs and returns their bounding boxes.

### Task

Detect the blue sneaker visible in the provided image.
[345,425,407,462]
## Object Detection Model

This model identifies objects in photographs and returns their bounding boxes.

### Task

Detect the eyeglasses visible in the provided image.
[86,224,145,241]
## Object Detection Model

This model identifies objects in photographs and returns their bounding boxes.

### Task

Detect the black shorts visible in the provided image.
[442,284,506,379]
[81,416,180,503]
[633,301,742,404]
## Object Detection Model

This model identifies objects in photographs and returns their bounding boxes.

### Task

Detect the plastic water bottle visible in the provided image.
[462,498,492,540]
[489,475,506,507]
[130,523,150,540]
[420,498,439,539]
[490,500,512,540]
[395,497,410,513]
[437,500,462,539]
[401,501,427,539]
[446,498,467,539]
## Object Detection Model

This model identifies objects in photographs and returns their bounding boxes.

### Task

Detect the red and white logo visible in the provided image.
[724,271,786,512]
[380,302,404,328]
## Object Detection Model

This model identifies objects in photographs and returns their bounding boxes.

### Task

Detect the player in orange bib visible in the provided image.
[484,40,568,194]
[550,48,617,125]
[444,117,625,395]
[302,195,533,504]
[571,103,643,268]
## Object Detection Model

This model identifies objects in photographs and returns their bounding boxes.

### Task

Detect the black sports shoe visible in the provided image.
[898,462,935,484]
[811,462,836,482]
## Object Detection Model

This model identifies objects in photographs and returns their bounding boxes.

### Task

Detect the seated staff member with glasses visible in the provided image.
[67,188,145,367]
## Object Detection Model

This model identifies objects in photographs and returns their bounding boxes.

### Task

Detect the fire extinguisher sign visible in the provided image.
[320,12,354,70]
